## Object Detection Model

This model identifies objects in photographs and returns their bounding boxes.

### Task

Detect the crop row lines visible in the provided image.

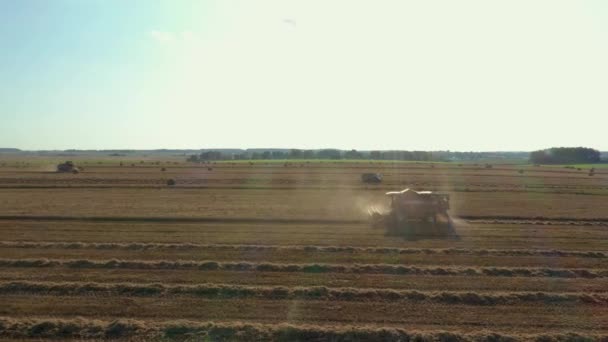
[1,258,605,278]
[1,281,606,306]
[0,317,604,341]
[1,241,605,258]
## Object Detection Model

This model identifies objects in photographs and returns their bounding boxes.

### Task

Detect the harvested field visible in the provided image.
[1,188,608,219]
[0,161,606,341]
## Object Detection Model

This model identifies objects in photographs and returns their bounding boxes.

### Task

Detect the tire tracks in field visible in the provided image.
[1,241,605,259]
[4,231,600,242]
[1,258,606,279]
[0,214,607,225]
[2,184,608,197]
[2,229,604,243]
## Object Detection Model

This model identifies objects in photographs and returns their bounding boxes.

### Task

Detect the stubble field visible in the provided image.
[0,159,606,341]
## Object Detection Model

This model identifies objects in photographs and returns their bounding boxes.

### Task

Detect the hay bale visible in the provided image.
[167,179,176,186]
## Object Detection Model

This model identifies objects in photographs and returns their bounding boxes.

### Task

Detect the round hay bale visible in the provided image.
[167,179,176,186]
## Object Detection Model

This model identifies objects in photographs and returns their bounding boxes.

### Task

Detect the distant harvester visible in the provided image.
[56,161,80,173]
[361,173,383,184]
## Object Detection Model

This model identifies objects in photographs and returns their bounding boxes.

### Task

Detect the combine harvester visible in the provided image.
[56,161,82,174]
[369,188,457,238]
[361,173,383,184]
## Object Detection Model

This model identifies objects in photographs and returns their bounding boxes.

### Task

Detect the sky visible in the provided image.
[1,0,607,151]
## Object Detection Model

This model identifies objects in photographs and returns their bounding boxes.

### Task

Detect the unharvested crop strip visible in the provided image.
[1,258,606,279]
[1,241,605,258]
[460,215,608,223]
[466,219,608,227]
[0,215,363,224]
[1,281,606,306]
[0,317,604,341]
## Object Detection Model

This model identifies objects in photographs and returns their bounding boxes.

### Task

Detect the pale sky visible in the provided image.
[1,0,607,151]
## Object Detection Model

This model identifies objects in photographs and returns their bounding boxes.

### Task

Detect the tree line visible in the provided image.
[186,150,524,162]
[529,147,601,164]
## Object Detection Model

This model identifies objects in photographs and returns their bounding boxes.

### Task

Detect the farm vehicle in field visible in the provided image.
[369,189,456,238]
[56,161,81,173]
[361,173,383,184]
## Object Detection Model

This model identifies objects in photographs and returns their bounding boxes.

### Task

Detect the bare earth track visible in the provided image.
[0,160,606,341]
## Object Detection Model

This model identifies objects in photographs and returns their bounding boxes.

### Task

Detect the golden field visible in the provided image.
[0,160,606,341]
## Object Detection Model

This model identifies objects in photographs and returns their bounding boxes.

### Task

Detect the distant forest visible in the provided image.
[2,147,604,164]
[186,149,530,162]
[529,147,601,164]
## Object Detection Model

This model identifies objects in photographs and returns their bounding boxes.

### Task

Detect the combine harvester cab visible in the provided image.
[371,188,456,239]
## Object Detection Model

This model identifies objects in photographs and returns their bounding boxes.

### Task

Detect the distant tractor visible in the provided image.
[56,161,80,173]
[369,189,456,238]
[361,173,383,184]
